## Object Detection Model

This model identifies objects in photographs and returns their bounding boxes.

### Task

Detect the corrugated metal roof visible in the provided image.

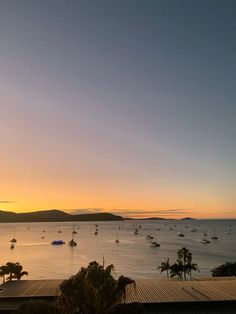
[0,280,62,298]
[0,277,236,304]
[126,278,236,303]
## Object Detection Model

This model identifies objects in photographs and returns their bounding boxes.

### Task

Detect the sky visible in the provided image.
[0,0,235,219]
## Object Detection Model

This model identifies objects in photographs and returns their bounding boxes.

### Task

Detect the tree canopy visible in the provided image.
[58,261,135,314]
[211,262,236,277]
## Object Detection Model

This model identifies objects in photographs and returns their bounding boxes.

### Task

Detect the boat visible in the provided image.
[10,228,17,243]
[51,240,65,245]
[146,235,154,240]
[68,239,77,247]
[150,241,160,248]
[72,230,77,234]
[201,238,210,244]
[94,231,98,235]
[58,230,62,233]
[134,229,139,235]
[177,232,185,237]
[10,243,15,249]
[191,228,197,232]
[211,229,218,239]
[115,239,119,243]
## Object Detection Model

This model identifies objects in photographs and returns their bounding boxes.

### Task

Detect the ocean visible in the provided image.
[0,219,235,280]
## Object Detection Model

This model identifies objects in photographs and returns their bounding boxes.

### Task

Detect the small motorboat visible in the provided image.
[58,230,62,233]
[150,241,160,248]
[134,229,139,235]
[177,232,185,237]
[51,240,65,245]
[68,239,77,247]
[146,235,154,240]
[115,239,119,243]
[94,231,98,235]
[201,238,210,244]
[10,243,15,249]
[10,238,17,243]
[72,230,77,234]
[211,236,218,240]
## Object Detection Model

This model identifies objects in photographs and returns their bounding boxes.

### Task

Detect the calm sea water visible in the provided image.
[0,219,235,280]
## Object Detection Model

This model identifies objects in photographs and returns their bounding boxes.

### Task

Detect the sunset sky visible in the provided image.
[0,1,235,219]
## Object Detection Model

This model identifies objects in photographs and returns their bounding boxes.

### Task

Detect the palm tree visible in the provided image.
[58,261,135,314]
[12,263,28,280]
[157,258,170,278]
[177,247,192,281]
[187,262,200,281]
[170,261,184,281]
[0,265,9,283]
[5,262,16,281]
[4,262,28,281]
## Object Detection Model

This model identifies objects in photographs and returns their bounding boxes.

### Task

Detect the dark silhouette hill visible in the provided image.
[0,209,124,223]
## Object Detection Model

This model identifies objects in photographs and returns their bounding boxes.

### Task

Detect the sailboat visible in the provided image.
[10,228,17,243]
[69,234,77,247]
[211,229,218,240]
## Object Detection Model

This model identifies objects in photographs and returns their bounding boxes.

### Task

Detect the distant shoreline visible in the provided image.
[0,209,197,223]
[0,209,235,223]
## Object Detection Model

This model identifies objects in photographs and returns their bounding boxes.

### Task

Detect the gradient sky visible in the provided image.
[0,0,235,218]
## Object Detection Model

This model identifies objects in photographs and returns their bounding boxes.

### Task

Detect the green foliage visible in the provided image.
[0,262,28,283]
[211,262,236,277]
[16,300,56,314]
[58,261,135,314]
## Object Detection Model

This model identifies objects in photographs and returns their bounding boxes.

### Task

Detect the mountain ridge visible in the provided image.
[0,209,124,222]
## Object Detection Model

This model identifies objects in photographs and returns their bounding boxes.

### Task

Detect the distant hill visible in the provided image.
[181,217,196,220]
[0,210,124,223]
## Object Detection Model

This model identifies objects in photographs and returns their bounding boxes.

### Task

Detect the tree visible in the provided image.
[160,248,199,281]
[1,262,28,281]
[58,261,135,314]
[157,258,170,278]
[5,262,16,281]
[187,262,200,281]
[0,265,9,283]
[170,261,184,281]
[177,247,192,281]
[211,262,236,277]
[12,263,28,280]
